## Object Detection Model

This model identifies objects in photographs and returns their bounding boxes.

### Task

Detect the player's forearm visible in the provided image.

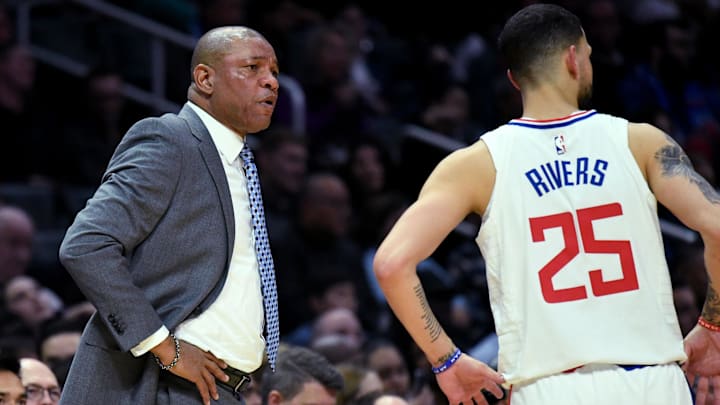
[701,284,720,324]
[376,264,456,366]
[701,238,720,324]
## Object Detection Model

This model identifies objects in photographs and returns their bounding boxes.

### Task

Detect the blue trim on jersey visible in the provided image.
[618,364,646,371]
[507,110,597,129]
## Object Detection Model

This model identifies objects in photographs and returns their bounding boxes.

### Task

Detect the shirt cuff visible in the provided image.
[130,326,170,357]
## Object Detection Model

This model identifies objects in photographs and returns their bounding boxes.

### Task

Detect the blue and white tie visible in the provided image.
[240,145,280,371]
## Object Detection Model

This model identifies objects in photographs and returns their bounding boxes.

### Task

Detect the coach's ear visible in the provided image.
[193,64,215,96]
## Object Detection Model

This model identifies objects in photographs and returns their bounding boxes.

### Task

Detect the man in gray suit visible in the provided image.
[58,26,281,404]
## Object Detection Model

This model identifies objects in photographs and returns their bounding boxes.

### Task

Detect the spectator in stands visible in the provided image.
[362,338,443,405]
[282,268,361,348]
[308,308,366,365]
[2,275,63,341]
[197,0,248,32]
[402,341,450,405]
[618,17,720,145]
[673,276,701,337]
[330,4,394,118]
[0,41,55,183]
[344,138,393,206]
[0,335,36,361]
[341,138,399,249]
[671,243,708,312]
[336,363,383,405]
[241,377,262,405]
[351,392,409,405]
[288,23,384,166]
[310,308,364,347]
[579,0,627,116]
[372,394,409,405]
[359,194,454,336]
[259,345,344,405]
[0,3,14,46]
[272,172,376,334]
[253,128,308,242]
[616,0,680,25]
[0,353,25,405]
[36,317,87,387]
[19,358,61,404]
[362,339,411,399]
[54,66,151,187]
[246,0,323,74]
[420,83,485,145]
[0,206,34,286]
[442,238,496,352]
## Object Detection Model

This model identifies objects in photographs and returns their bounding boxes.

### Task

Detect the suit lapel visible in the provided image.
[178,104,235,266]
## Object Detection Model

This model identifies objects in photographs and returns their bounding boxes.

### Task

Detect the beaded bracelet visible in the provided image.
[431,348,462,374]
[154,334,181,370]
[698,317,720,332]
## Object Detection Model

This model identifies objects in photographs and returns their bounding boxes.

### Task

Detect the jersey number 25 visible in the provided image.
[529,202,639,303]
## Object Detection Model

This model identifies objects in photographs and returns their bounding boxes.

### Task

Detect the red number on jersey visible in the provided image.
[529,202,639,303]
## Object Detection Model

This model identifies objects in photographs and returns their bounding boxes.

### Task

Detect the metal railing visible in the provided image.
[8,0,306,133]
[5,0,698,243]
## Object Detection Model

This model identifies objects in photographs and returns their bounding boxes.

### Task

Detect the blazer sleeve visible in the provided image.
[59,116,183,352]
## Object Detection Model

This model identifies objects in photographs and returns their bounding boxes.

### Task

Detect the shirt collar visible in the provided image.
[187,101,245,165]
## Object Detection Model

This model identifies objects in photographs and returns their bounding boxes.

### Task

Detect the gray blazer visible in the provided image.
[58,104,241,404]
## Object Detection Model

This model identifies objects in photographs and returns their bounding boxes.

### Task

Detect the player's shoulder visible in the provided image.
[480,122,516,138]
[454,135,492,160]
[434,137,494,181]
[627,121,670,145]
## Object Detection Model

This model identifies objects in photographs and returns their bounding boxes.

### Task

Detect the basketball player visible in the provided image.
[373,4,720,405]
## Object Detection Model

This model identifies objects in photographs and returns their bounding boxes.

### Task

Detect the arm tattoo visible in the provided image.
[702,284,720,325]
[413,282,442,342]
[436,347,458,364]
[655,137,720,204]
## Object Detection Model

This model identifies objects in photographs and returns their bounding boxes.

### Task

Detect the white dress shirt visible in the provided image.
[131,102,265,372]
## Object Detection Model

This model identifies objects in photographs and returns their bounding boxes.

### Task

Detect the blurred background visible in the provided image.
[0,0,718,402]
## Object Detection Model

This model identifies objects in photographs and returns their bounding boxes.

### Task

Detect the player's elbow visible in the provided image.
[373,248,412,286]
[696,209,720,247]
[700,222,720,250]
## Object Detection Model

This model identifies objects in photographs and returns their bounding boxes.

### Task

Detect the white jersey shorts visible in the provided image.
[507,363,693,405]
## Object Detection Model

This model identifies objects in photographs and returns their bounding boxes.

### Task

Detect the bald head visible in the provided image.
[186,25,279,136]
[375,395,410,405]
[20,358,61,404]
[312,307,363,342]
[0,206,33,230]
[19,358,58,386]
[0,206,34,283]
[302,173,349,204]
[190,26,265,78]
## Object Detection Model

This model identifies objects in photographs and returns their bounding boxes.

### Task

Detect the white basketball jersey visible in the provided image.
[476,110,687,386]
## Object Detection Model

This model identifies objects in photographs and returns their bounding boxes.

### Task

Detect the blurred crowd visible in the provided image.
[1,0,719,404]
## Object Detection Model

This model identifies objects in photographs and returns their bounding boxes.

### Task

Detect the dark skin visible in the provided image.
[149,26,279,405]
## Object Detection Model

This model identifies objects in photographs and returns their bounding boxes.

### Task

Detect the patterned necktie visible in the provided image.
[240,145,279,371]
